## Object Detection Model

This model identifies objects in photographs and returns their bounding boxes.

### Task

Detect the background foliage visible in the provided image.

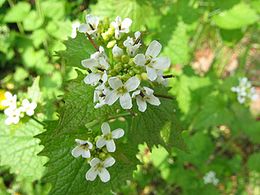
[0,0,259,194]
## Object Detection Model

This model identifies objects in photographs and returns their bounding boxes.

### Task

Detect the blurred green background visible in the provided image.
[0,0,259,194]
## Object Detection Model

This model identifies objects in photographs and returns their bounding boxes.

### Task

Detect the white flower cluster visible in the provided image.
[203,171,219,186]
[231,77,258,104]
[71,122,124,182]
[1,92,37,125]
[79,15,171,112]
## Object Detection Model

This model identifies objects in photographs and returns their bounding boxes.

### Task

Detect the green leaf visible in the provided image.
[90,0,157,31]
[247,152,260,172]
[23,11,44,31]
[0,115,47,181]
[170,74,212,114]
[192,92,233,129]
[4,2,31,23]
[59,33,95,68]
[41,0,65,20]
[13,67,29,83]
[212,3,259,29]
[130,94,184,151]
[0,0,6,7]
[163,21,190,66]
[27,76,41,103]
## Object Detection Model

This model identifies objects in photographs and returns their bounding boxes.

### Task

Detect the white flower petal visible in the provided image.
[78,24,89,33]
[99,57,109,70]
[81,58,98,69]
[71,146,83,158]
[112,128,124,139]
[134,31,141,39]
[106,139,116,152]
[96,137,106,148]
[26,109,35,116]
[108,77,123,89]
[104,157,116,167]
[98,168,110,183]
[75,139,88,145]
[112,45,124,57]
[119,93,132,109]
[121,18,132,31]
[84,73,101,86]
[125,77,140,92]
[152,57,170,69]
[86,168,98,181]
[101,122,111,134]
[90,158,101,167]
[143,87,154,95]
[133,54,146,66]
[146,67,158,81]
[146,40,162,58]
[147,95,161,106]
[105,91,120,105]
[82,150,91,158]
[136,97,147,112]
[132,90,141,97]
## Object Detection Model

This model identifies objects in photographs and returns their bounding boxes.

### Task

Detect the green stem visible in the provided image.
[32,116,45,126]
[155,94,174,100]
[108,112,132,120]
[7,0,24,34]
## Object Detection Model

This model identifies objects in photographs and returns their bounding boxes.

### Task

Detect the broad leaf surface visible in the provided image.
[0,115,47,181]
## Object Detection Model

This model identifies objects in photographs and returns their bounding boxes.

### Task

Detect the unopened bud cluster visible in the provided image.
[79,15,171,112]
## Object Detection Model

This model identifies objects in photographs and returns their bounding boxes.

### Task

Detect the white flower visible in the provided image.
[1,92,17,109]
[20,99,37,116]
[134,40,170,81]
[203,171,219,186]
[105,76,140,109]
[4,107,21,125]
[71,21,80,38]
[123,31,141,56]
[96,122,124,152]
[79,15,99,35]
[231,77,257,104]
[112,44,124,58]
[156,70,168,86]
[71,139,93,158]
[86,157,115,182]
[93,84,110,108]
[132,87,160,112]
[111,16,132,39]
[81,46,109,86]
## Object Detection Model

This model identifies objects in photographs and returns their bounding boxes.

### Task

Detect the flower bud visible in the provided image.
[107,40,116,48]
[99,152,107,159]
[101,32,110,41]
[121,55,129,63]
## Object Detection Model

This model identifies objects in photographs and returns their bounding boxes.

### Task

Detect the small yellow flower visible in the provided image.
[0,89,6,110]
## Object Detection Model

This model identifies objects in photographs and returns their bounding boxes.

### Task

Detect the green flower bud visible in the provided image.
[107,40,116,48]
[101,32,110,41]
[141,73,148,80]
[108,27,115,36]
[99,152,107,159]
[121,55,129,63]
[129,70,135,76]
